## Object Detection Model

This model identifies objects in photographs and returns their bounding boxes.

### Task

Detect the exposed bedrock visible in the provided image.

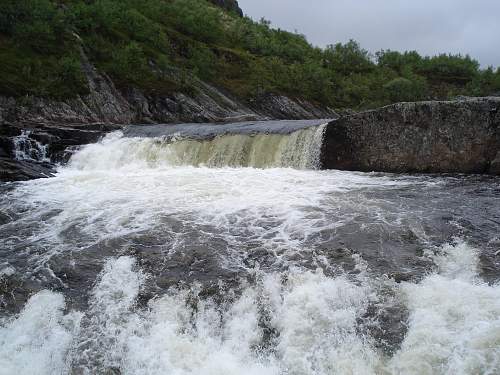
[0,55,336,127]
[321,97,500,175]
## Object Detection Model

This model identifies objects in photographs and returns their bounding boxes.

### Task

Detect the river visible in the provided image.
[0,122,499,374]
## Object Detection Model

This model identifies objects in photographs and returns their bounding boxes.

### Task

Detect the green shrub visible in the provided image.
[110,42,150,84]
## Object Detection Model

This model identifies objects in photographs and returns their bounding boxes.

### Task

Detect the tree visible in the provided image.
[383,77,427,103]
[418,54,480,85]
[324,40,374,75]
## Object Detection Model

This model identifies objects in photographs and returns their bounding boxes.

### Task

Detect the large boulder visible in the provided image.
[321,97,500,175]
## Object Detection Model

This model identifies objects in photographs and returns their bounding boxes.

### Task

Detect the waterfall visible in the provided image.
[12,130,50,163]
[69,124,327,170]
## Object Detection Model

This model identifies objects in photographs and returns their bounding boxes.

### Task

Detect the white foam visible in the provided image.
[0,291,81,375]
[70,256,144,373]
[2,129,500,374]
[121,287,279,375]
[268,270,382,374]
[107,263,380,375]
[429,241,480,281]
[0,264,15,277]
[390,241,500,375]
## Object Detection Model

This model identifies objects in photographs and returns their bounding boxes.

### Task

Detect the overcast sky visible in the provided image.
[237,0,500,68]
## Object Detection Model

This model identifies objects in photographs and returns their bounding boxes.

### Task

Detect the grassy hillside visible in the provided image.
[1,0,499,109]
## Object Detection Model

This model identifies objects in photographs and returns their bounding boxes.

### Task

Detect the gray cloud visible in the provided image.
[237,0,500,67]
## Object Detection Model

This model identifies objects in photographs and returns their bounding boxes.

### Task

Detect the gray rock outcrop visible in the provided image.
[321,97,500,175]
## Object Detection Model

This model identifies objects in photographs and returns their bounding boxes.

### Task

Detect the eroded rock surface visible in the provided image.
[322,97,500,175]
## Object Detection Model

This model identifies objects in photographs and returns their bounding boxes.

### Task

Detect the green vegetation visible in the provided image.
[1,0,499,108]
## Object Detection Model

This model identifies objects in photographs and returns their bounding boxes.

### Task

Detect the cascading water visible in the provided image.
[69,124,327,170]
[0,120,499,375]
[12,130,50,163]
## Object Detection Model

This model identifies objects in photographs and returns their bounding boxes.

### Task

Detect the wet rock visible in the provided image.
[489,152,500,175]
[388,271,414,283]
[249,92,338,120]
[104,368,121,375]
[123,83,265,124]
[0,211,11,225]
[0,272,42,315]
[0,137,12,157]
[322,97,500,175]
[32,123,118,162]
[0,157,55,181]
[361,294,409,356]
[0,146,9,158]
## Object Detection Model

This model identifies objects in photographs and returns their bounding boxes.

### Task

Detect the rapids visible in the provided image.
[0,122,499,374]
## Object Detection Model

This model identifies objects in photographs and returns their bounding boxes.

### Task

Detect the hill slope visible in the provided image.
[0,0,499,124]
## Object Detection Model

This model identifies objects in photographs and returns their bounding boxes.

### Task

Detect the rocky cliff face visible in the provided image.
[0,85,335,126]
[321,97,500,175]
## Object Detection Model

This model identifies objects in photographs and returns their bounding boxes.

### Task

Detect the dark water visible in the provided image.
[0,126,499,374]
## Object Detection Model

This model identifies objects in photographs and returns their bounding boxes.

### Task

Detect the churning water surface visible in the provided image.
[0,125,500,375]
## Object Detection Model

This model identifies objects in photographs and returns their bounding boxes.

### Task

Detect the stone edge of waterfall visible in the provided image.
[122,119,332,139]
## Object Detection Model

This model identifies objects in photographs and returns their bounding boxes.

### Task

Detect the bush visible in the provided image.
[55,56,89,97]
[13,21,57,53]
[384,77,427,103]
[110,42,150,83]
[188,45,217,80]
